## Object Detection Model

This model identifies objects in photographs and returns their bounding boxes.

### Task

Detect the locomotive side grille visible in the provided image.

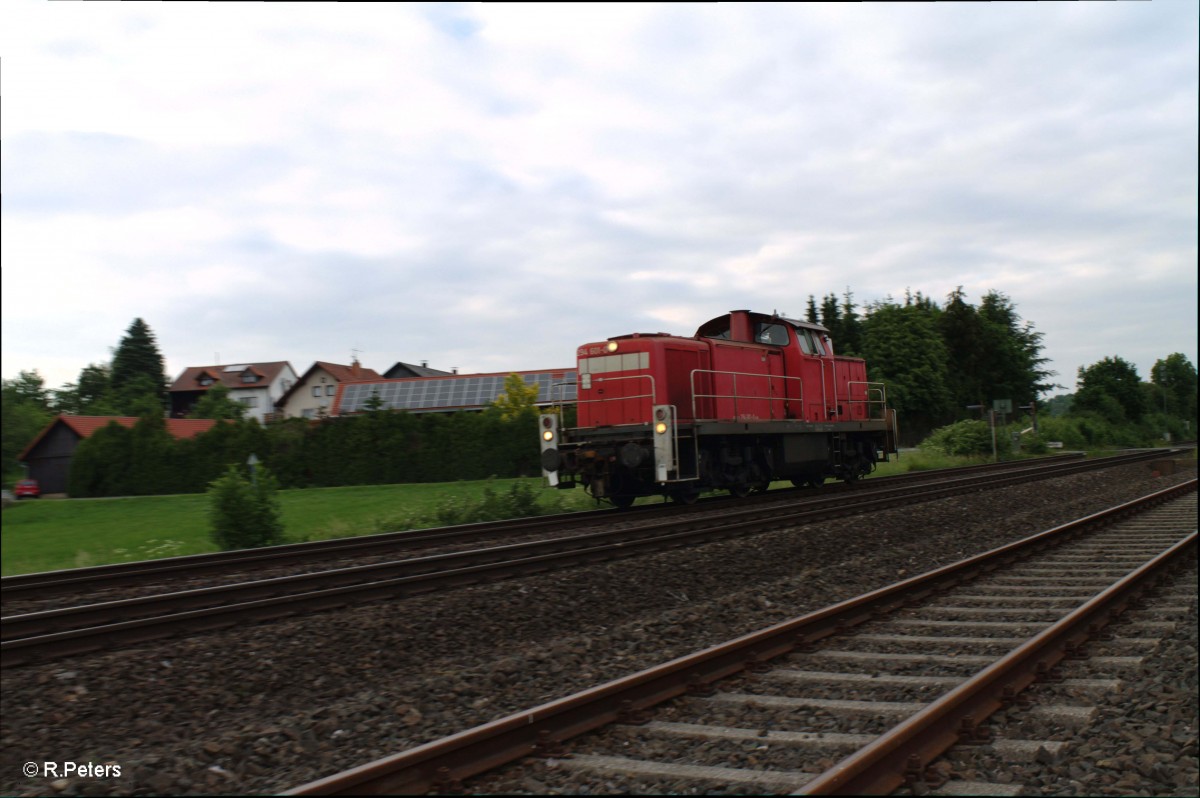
[579,352,650,375]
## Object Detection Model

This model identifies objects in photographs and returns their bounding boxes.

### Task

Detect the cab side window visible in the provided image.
[797,329,813,355]
[755,323,789,346]
[796,328,826,356]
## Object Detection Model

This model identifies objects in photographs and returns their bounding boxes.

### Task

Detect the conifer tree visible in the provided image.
[110,318,168,410]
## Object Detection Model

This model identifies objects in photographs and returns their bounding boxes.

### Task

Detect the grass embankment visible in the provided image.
[0,451,986,577]
[0,478,600,577]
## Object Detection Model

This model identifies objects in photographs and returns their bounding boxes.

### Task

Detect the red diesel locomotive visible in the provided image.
[539,309,898,506]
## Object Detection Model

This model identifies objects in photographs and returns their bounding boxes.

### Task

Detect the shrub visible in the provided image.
[207,464,286,550]
[919,419,1009,458]
[431,478,546,526]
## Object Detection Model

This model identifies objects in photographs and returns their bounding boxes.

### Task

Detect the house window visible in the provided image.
[241,372,259,384]
[199,376,214,386]
[325,385,336,396]
[312,386,322,398]
[239,396,258,408]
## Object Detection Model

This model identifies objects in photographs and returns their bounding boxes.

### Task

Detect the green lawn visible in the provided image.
[0,478,604,577]
[1,451,968,577]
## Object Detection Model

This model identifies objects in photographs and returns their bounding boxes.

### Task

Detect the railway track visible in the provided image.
[0,453,1095,604]
[0,451,1181,667]
[286,478,1196,795]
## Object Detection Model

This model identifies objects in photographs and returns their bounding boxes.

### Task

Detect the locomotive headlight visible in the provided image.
[606,341,619,352]
[542,430,555,442]
[655,422,668,435]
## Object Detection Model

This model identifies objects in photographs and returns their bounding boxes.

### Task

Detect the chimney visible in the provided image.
[350,358,361,378]
[421,360,428,368]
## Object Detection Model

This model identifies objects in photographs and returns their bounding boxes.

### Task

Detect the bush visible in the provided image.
[207,464,286,550]
[432,478,546,526]
[919,419,1009,458]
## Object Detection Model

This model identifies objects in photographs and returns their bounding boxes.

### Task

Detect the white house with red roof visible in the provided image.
[169,362,297,423]
[274,360,383,419]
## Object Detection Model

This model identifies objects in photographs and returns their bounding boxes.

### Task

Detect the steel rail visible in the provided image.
[0,452,1097,598]
[0,452,1176,665]
[797,532,1197,794]
[285,478,1196,795]
[0,452,1159,661]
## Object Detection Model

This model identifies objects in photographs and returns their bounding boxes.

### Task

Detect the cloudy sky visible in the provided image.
[3,2,1196,400]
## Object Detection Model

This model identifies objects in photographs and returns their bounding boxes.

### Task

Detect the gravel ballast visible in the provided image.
[1,462,1194,796]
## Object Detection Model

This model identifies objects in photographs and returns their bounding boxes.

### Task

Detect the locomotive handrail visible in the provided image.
[689,369,805,422]
[545,380,578,414]
[846,381,888,420]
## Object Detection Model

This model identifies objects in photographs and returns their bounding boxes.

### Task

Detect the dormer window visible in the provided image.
[241,371,260,384]
[198,375,215,387]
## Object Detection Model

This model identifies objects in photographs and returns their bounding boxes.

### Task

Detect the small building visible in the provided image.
[18,415,217,495]
[169,362,297,423]
[274,360,384,419]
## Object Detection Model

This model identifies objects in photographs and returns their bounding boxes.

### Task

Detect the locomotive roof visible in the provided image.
[723,310,831,333]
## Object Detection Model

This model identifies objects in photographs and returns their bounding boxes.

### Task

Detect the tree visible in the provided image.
[1150,353,1198,420]
[838,289,863,357]
[114,373,167,417]
[4,370,52,409]
[937,288,988,410]
[54,363,118,416]
[188,383,247,420]
[860,300,953,437]
[978,290,1054,402]
[207,464,286,550]
[1,371,54,477]
[111,318,168,410]
[1074,356,1146,423]
[492,373,540,420]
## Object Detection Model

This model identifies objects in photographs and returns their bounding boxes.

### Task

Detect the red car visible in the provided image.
[14,479,40,499]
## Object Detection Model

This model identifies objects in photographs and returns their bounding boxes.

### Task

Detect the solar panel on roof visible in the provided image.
[336,372,577,414]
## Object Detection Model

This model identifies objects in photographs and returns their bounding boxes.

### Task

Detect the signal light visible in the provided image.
[542,430,555,442]
[655,422,668,434]
[606,341,619,352]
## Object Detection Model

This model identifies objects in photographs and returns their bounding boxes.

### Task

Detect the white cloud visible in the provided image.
[2,1,1195,398]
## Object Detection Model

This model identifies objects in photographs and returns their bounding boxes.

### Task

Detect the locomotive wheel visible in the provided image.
[610,494,636,509]
[670,487,700,505]
[750,480,771,494]
[728,484,752,498]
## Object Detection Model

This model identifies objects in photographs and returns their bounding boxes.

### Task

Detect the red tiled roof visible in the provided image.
[274,361,384,408]
[18,415,220,461]
[170,362,293,392]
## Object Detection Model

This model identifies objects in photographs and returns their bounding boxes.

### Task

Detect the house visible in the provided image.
[18,415,217,495]
[383,361,454,379]
[274,360,383,419]
[330,368,577,416]
[169,362,297,423]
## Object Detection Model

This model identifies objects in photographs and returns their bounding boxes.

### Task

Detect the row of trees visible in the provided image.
[805,288,1054,438]
[2,318,172,477]
[65,404,544,498]
[3,295,1196,492]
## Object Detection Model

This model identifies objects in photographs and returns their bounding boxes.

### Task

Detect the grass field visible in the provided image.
[0,450,977,577]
